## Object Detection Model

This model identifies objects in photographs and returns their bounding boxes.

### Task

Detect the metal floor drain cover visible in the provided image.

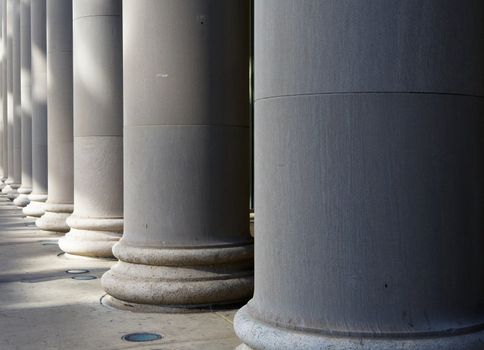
[66,269,89,274]
[71,275,97,280]
[122,333,162,342]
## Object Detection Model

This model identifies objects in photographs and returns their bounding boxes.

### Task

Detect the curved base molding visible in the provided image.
[234,306,484,350]
[59,215,123,258]
[1,185,12,194]
[23,194,48,217]
[101,241,254,308]
[13,188,32,207]
[6,184,20,200]
[36,203,73,233]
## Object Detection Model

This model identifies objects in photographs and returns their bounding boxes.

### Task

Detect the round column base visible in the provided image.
[6,184,21,200]
[14,187,32,207]
[234,306,484,350]
[23,194,48,217]
[36,203,73,233]
[101,241,254,308]
[101,294,247,314]
[58,215,123,258]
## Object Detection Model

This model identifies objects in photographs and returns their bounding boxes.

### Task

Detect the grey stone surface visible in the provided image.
[102,0,253,308]
[0,1,5,186]
[59,0,123,258]
[4,0,19,199]
[35,0,73,233]
[2,0,12,193]
[235,1,484,349]
[0,0,6,187]
[14,0,31,207]
[254,0,484,100]
[23,0,47,217]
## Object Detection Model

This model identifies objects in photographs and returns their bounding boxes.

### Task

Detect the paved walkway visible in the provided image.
[0,196,240,350]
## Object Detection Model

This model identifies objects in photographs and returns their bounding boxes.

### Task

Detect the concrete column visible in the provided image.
[101,0,253,309]
[234,1,484,349]
[2,0,16,194]
[0,0,6,188]
[36,0,73,233]
[23,0,47,217]
[58,0,123,258]
[0,1,5,188]
[6,0,20,200]
[13,0,31,207]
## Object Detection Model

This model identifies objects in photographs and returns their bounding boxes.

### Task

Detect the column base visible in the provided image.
[36,203,73,233]
[58,215,123,258]
[23,194,48,217]
[101,241,254,309]
[13,187,32,207]
[6,184,21,200]
[234,306,484,350]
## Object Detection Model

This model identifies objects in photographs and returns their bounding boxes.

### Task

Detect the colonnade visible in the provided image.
[0,1,483,349]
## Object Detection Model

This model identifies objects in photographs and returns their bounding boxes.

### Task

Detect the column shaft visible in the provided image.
[101,0,253,310]
[0,0,6,187]
[59,0,123,258]
[36,0,73,233]
[14,0,31,207]
[23,0,47,217]
[0,0,4,187]
[2,0,15,195]
[234,1,484,349]
[6,0,20,200]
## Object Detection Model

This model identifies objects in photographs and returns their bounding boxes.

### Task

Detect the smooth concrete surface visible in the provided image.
[2,0,14,195]
[102,0,253,308]
[0,195,241,350]
[36,0,73,233]
[234,1,484,349]
[7,0,20,200]
[23,0,47,218]
[14,0,31,208]
[60,0,123,258]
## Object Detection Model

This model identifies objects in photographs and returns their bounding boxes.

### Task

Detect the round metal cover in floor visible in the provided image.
[71,275,97,280]
[122,333,162,342]
[66,269,89,274]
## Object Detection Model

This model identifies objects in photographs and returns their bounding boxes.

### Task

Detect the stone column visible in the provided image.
[36,0,73,233]
[2,0,17,197]
[0,0,5,189]
[0,0,6,189]
[6,0,20,200]
[23,0,47,217]
[13,0,31,207]
[58,0,123,258]
[101,0,253,309]
[234,1,484,349]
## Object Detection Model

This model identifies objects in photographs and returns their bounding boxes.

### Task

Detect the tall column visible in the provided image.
[101,0,253,309]
[0,0,4,188]
[0,0,6,188]
[6,0,20,200]
[2,0,15,196]
[36,0,73,233]
[58,0,123,258]
[14,0,31,207]
[234,1,484,349]
[23,0,46,217]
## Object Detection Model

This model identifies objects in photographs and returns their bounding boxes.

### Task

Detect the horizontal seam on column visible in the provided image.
[46,49,72,54]
[255,91,484,102]
[73,15,121,21]
[74,135,122,138]
[125,124,249,129]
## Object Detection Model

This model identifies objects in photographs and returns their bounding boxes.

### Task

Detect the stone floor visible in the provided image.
[0,196,241,350]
